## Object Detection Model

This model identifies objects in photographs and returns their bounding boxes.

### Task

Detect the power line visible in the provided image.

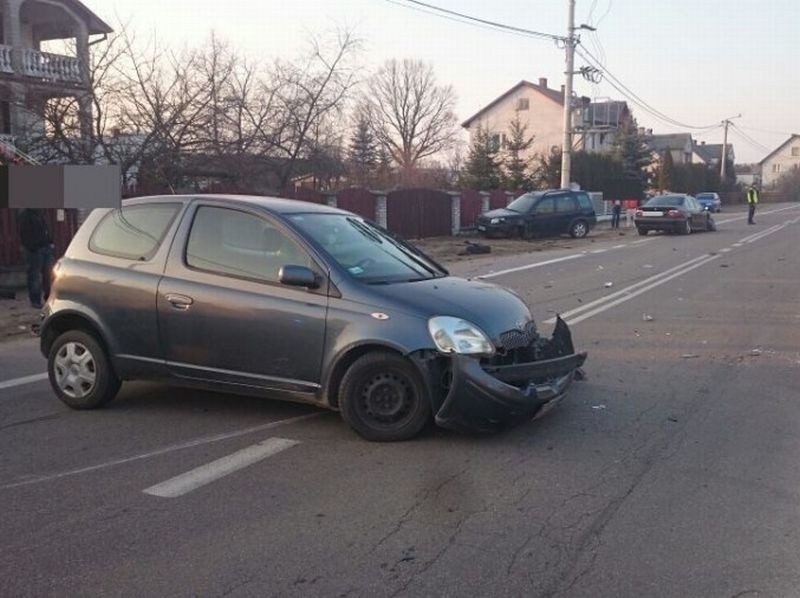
[737,124,796,137]
[595,0,614,27]
[729,123,771,153]
[577,46,720,130]
[386,0,565,42]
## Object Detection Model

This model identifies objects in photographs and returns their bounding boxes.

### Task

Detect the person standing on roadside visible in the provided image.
[17,209,54,308]
[611,200,622,229]
[747,184,759,225]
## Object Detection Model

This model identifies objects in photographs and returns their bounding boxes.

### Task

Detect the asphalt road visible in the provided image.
[2,204,800,597]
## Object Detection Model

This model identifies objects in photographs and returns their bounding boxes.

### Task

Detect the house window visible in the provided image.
[517,98,530,111]
[792,147,800,157]
[772,164,782,173]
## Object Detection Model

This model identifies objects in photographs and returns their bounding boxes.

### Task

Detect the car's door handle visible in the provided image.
[165,293,194,310]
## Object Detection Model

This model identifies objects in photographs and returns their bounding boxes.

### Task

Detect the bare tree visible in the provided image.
[361,59,458,183]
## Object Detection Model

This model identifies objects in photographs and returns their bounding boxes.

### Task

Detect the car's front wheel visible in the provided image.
[48,330,121,409]
[338,352,431,441]
[707,216,717,231]
[637,227,648,236]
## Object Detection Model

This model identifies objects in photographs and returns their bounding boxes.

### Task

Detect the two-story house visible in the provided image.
[759,134,800,187]
[461,79,568,162]
[648,133,694,165]
[576,100,629,153]
[0,0,111,149]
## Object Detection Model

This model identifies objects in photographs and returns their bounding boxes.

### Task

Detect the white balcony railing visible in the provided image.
[0,45,14,74]
[15,48,82,84]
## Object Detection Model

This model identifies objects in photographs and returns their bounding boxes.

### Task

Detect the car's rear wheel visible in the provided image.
[338,352,431,442]
[681,219,692,235]
[48,330,121,409]
[569,220,589,239]
[637,227,648,236]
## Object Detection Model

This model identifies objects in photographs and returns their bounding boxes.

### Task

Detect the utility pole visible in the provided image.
[560,0,576,189]
[720,114,741,181]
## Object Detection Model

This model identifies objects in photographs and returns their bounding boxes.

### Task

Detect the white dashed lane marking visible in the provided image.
[143,437,299,498]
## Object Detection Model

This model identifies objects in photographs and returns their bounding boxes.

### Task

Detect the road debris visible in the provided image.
[750,348,762,356]
[720,264,729,268]
[592,404,606,410]
[682,354,700,359]
[604,282,613,288]
[642,264,654,269]
[642,314,654,322]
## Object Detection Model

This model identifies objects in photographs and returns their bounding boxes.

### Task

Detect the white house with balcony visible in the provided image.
[0,0,111,149]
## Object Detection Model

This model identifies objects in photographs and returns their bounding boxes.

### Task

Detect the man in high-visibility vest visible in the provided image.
[746,185,759,225]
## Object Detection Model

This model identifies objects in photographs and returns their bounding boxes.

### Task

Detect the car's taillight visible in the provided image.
[635,210,643,217]
[667,210,682,218]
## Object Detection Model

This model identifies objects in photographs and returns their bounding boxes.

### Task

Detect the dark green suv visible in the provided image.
[476,189,598,239]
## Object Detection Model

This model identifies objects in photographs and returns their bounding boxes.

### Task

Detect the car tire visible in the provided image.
[681,219,692,235]
[48,330,121,410]
[707,216,717,231]
[569,220,589,239]
[637,227,648,236]
[338,352,432,442]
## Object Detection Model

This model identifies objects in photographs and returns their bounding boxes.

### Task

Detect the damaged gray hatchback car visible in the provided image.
[37,195,587,441]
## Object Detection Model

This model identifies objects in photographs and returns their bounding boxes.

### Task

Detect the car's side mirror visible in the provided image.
[279,265,319,289]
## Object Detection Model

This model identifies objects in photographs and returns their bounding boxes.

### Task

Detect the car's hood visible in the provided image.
[367,276,532,341]
[481,208,523,220]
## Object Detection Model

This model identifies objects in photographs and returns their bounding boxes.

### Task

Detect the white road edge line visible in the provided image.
[143,437,299,498]
[0,372,48,392]
[544,253,711,325]
[477,253,583,280]
[0,412,321,490]
[563,255,720,326]
[739,224,781,244]
[744,224,784,244]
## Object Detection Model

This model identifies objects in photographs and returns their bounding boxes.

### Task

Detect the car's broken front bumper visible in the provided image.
[433,317,587,433]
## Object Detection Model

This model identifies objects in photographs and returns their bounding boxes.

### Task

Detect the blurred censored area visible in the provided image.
[0,165,121,209]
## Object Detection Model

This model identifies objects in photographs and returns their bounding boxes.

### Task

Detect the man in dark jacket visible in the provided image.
[17,209,54,308]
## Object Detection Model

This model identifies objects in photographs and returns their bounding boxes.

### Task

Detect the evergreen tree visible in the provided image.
[460,125,502,190]
[658,150,674,192]
[533,147,562,189]
[502,116,535,191]
[348,114,378,187]
[612,114,651,197]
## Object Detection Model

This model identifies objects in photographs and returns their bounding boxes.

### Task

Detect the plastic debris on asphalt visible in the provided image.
[604,282,613,288]
[682,354,700,359]
[642,264,654,269]
[592,404,606,410]
[642,314,654,321]
[750,348,763,356]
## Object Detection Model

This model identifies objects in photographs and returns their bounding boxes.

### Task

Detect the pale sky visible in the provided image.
[101,0,799,163]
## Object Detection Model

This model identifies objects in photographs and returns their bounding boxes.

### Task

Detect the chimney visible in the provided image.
[539,77,548,89]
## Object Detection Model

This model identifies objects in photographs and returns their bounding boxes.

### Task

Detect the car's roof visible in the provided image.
[122,194,353,216]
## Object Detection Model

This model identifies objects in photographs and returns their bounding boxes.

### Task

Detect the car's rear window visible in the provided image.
[89,204,180,261]
[645,195,685,207]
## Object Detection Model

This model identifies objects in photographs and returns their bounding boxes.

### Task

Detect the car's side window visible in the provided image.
[535,198,556,214]
[576,193,593,210]
[89,203,181,261]
[554,194,577,213]
[185,206,312,284]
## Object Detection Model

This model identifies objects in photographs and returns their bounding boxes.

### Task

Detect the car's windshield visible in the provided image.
[645,195,685,207]
[287,213,444,284]
[507,192,545,213]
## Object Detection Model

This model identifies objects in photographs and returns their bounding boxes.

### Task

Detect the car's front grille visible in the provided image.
[498,321,538,351]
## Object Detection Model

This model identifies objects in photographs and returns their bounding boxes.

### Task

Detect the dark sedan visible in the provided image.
[635,194,716,235]
[37,195,586,442]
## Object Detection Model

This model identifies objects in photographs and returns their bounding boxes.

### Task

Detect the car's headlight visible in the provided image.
[490,217,504,224]
[427,316,495,356]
